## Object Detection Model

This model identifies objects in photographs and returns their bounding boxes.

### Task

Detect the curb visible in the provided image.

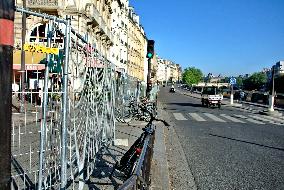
[150,120,170,190]
[157,102,198,190]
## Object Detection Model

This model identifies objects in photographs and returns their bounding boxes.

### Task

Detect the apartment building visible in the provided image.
[13,0,152,89]
[156,58,182,83]
[110,0,128,73]
[127,6,147,81]
[13,0,114,88]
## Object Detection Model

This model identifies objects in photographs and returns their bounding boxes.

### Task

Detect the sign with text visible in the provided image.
[24,44,59,55]
[230,77,236,85]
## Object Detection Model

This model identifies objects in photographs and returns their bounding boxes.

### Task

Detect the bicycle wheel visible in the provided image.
[121,106,133,123]
[115,108,124,122]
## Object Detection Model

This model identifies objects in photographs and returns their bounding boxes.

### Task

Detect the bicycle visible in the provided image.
[115,99,157,123]
[111,104,169,179]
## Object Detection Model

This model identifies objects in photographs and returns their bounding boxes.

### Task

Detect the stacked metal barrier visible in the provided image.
[12,8,115,190]
[114,73,142,123]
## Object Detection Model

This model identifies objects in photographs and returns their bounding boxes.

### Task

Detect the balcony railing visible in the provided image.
[91,5,100,25]
[27,0,59,8]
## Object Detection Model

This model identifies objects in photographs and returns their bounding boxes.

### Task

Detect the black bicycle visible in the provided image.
[111,104,169,178]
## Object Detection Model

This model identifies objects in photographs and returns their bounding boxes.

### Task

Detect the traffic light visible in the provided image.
[146,40,155,59]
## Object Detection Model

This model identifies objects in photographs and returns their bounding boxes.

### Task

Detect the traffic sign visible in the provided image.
[230,77,236,85]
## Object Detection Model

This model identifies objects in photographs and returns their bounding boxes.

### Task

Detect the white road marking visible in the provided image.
[248,115,274,123]
[173,113,188,121]
[234,114,247,119]
[249,115,284,126]
[261,115,284,123]
[189,113,206,121]
[220,114,246,123]
[246,118,265,125]
[234,114,265,124]
[203,113,226,122]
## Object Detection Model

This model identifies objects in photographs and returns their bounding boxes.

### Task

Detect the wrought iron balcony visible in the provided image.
[27,0,59,9]
[100,18,114,43]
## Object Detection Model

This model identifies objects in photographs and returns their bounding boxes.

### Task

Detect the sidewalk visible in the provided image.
[86,117,170,190]
[85,120,146,189]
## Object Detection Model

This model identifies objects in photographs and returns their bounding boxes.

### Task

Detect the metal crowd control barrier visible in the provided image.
[12,7,116,190]
[118,130,155,190]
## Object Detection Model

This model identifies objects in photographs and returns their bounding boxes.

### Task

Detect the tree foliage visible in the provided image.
[243,72,268,90]
[182,67,203,85]
[236,77,243,88]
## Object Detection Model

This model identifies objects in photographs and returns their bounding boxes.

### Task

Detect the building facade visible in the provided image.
[127,7,147,81]
[110,0,129,73]
[13,0,115,89]
[156,57,182,84]
[15,0,114,56]
[275,61,284,77]
[13,0,175,90]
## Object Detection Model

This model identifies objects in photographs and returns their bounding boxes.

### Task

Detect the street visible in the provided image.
[159,86,284,190]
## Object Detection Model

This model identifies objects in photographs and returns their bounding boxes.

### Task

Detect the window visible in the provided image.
[29,23,64,44]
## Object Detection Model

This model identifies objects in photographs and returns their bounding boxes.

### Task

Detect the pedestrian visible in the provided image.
[240,91,245,102]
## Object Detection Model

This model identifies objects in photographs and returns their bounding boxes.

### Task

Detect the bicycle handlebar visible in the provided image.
[154,118,170,126]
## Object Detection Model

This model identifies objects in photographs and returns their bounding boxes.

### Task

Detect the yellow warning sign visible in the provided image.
[24,44,59,55]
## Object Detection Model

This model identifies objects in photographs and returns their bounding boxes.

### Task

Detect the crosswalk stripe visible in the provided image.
[261,115,284,123]
[248,115,274,123]
[172,112,282,125]
[189,113,206,121]
[203,113,226,122]
[246,118,265,125]
[234,114,265,124]
[249,115,284,125]
[220,114,246,123]
[173,113,187,121]
[234,114,247,119]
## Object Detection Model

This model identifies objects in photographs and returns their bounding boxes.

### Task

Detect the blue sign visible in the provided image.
[230,77,236,85]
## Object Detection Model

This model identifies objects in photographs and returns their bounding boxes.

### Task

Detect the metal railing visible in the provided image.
[118,129,155,190]
[12,8,116,190]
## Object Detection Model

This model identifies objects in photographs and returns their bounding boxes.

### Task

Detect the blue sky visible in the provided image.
[130,0,284,76]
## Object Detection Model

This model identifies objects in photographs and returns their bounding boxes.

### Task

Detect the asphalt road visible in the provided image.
[159,86,284,190]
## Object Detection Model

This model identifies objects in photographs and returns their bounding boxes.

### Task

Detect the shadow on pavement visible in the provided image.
[168,102,204,108]
[209,133,284,152]
[87,146,126,189]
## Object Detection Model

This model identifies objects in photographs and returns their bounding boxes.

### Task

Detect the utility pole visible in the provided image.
[20,0,26,112]
[0,0,15,189]
[229,77,236,105]
[268,65,275,112]
[230,84,234,104]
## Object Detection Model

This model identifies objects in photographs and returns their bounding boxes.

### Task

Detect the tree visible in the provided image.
[182,67,203,85]
[243,72,268,90]
[236,76,243,88]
